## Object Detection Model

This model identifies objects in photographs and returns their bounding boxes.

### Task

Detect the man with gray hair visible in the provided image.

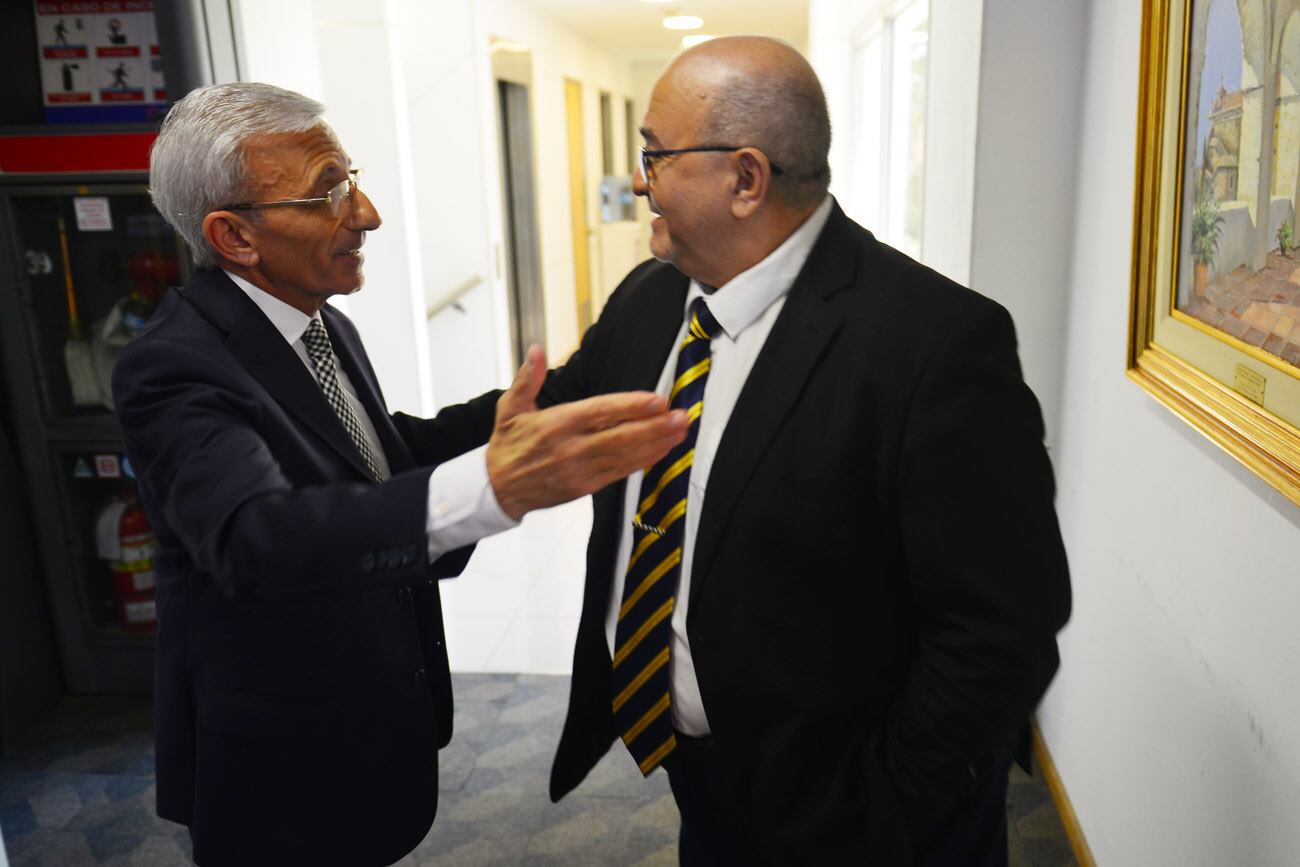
[538,36,1071,865]
[112,82,687,865]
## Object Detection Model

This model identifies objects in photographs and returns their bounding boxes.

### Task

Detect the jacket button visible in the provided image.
[397,586,412,605]
[412,668,427,687]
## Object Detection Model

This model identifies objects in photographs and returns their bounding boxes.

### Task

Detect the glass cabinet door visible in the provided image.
[5,186,188,424]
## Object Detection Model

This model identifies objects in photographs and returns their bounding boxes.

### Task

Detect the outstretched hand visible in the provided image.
[487,345,688,520]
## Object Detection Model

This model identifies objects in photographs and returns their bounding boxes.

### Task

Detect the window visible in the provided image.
[848,0,929,259]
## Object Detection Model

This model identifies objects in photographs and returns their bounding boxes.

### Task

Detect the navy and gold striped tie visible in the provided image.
[612,297,721,775]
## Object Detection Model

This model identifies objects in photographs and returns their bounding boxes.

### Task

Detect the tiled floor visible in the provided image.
[0,502,1078,865]
[0,677,677,867]
[0,676,1076,866]
[439,499,592,673]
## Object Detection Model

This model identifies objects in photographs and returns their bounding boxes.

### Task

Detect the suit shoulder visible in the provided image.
[112,290,234,402]
[839,223,1010,340]
[119,290,222,358]
[606,258,683,304]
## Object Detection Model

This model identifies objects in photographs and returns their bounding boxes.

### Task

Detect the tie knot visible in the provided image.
[687,298,722,342]
[302,318,333,360]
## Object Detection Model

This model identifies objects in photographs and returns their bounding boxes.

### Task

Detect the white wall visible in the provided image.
[234,0,435,416]
[811,0,1300,862]
[967,0,1085,444]
[232,0,323,101]
[1043,0,1300,863]
[395,0,648,411]
[921,0,982,287]
[394,0,505,410]
[807,0,855,222]
[236,0,646,411]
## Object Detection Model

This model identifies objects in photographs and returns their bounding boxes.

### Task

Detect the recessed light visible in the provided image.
[681,34,715,47]
[663,15,704,31]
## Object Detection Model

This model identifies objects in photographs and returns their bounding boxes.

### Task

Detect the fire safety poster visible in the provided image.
[34,1,168,123]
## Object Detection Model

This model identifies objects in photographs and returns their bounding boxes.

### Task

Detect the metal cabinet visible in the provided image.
[0,178,189,692]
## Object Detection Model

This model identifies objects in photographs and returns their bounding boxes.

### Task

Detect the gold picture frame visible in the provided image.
[1130,0,1300,506]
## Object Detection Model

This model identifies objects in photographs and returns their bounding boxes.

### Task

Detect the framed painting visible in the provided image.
[1131,0,1300,505]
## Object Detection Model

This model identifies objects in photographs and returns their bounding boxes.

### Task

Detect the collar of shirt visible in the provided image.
[223,270,319,345]
[685,195,834,339]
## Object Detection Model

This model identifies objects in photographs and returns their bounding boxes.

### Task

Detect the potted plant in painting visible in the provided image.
[1278,218,1293,258]
[1191,179,1223,299]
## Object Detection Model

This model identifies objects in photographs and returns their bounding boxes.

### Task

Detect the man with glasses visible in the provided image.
[112,82,687,866]
[540,36,1071,865]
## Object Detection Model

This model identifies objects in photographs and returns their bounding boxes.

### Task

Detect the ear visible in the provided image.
[202,211,260,268]
[730,149,770,219]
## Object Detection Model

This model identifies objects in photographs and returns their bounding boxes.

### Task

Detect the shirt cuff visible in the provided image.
[426,444,520,562]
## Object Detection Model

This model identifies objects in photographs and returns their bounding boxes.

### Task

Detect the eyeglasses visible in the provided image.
[220,169,363,217]
[638,146,783,185]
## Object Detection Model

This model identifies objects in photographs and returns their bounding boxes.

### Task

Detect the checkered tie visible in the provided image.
[301,318,384,483]
[611,297,721,776]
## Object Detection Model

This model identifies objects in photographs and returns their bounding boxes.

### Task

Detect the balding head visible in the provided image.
[663,36,831,209]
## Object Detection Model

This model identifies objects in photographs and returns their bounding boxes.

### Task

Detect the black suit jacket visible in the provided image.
[541,204,1072,864]
[112,268,498,866]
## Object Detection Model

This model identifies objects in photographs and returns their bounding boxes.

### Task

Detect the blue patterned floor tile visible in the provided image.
[0,800,37,838]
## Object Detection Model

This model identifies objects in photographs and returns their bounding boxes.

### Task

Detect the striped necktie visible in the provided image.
[301,318,384,484]
[612,297,721,775]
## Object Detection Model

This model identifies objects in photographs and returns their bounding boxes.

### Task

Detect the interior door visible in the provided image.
[564,78,594,335]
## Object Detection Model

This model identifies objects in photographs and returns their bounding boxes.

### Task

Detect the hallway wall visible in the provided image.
[234,0,651,410]
[236,0,436,415]
[1043,0,1300,863]
[810,0,1300,862]
[477,0,641,364]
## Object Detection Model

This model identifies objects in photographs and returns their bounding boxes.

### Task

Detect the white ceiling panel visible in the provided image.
[517,0,810,60]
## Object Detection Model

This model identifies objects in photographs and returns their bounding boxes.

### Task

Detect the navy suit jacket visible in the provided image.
[540,204,1072,864]
[112,268,498,866]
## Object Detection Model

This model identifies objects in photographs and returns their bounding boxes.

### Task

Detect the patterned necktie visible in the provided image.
[612,297,722,775]
[301,318,384,483]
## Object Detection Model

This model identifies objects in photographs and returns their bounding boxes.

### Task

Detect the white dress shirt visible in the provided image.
[604,196,835,736]
[225,271,517,561]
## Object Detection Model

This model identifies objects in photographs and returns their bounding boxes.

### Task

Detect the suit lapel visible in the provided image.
[181,270,376,483]
[689,207,855,602]
[323,306,415,474]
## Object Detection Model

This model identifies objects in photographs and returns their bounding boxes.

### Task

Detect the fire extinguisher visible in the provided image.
[94,487,157,632]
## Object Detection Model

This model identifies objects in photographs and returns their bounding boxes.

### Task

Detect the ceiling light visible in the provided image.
[663,15,704,31]
[681,34,715,48]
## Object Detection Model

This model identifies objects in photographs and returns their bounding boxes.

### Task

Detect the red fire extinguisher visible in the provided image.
[95,488,157,632]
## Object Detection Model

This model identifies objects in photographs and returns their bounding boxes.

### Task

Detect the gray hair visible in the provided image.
[149,83,330,268]
[700,56,832,209]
